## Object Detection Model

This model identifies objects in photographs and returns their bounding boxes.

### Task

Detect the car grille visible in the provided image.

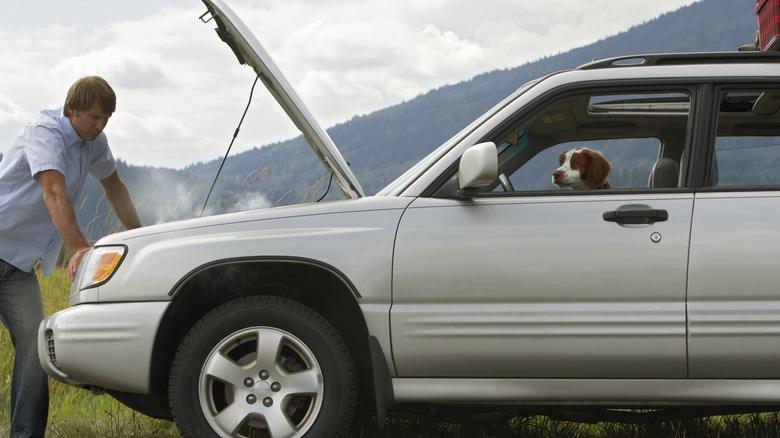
[44,330,61,371]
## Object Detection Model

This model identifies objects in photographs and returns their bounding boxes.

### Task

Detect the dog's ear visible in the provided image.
[584,149,611,189]
[558,151,568,166]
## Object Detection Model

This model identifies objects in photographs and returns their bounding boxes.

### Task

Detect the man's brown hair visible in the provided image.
[63,76,116,117]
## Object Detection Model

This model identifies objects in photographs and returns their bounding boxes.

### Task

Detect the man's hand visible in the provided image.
[68,247,92,281]
[100,171,142,230]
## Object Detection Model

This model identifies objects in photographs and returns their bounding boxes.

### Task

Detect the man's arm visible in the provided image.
[99,171,142,230]
[38,169,91,280]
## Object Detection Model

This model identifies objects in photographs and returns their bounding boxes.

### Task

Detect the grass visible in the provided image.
[0,268,179,437]
[3,267,780,437]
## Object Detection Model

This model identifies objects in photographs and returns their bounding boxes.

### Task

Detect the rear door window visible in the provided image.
[711,89,780,187]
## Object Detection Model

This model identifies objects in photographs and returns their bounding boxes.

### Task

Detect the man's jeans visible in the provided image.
[0,259,48,438]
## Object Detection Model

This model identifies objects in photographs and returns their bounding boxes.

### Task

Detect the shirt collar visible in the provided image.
[48,107,85,148]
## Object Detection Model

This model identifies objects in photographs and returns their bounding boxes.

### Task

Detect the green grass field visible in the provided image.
[2,267,780,437]
[0,268,178,437]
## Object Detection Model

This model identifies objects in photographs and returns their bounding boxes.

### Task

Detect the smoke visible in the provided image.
[230,191,273,213]
[201,189,273,217]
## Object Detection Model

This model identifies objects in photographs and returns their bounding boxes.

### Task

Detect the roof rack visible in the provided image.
[578,51,780,70]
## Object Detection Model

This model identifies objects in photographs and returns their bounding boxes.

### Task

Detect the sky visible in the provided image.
[0,0,703,169]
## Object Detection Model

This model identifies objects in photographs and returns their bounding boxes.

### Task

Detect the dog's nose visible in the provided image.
[553,170,564,181]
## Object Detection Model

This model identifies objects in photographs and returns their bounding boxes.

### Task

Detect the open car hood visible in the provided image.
[200,0,364,199]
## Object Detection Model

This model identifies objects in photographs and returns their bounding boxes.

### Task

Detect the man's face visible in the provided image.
[67,103,112,142]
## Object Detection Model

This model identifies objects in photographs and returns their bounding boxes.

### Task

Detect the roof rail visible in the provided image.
[578,52,780,70]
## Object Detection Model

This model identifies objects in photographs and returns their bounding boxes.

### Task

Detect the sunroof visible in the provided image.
[589,93,690,115]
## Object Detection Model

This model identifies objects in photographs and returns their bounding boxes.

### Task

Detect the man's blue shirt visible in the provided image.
[0,107,116,275]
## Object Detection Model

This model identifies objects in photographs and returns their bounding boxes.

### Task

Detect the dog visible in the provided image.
[552,147,611,190]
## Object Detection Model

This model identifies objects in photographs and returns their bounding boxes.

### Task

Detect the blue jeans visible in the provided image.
[0,259,48,438]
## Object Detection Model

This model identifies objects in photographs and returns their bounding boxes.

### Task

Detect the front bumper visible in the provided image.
[38,301,169,394]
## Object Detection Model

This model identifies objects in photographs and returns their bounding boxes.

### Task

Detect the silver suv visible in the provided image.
[39,0,780,436]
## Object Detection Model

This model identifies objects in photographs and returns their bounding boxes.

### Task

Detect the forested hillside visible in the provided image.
[72,0,759,240]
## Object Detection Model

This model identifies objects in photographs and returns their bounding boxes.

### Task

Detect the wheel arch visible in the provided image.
[148,257,374,411]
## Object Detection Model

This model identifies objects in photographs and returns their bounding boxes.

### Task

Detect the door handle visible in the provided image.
[603,209,668,225]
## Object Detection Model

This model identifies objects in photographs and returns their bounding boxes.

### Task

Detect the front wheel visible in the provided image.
[169,296,357,437]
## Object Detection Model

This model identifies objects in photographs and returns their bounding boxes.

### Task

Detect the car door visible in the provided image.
[391,194,692,378]
[687,86,780,378]
[390,87,694,379]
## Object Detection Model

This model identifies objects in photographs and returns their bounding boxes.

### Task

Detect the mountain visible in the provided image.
[77,0,760,240]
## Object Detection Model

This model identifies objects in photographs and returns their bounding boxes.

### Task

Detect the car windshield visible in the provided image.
[376,80,539,196]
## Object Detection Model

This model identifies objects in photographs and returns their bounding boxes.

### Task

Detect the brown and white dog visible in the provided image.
[552,147,611,190]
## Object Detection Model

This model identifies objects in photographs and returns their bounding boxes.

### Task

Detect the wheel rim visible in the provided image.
[199,327,324,438]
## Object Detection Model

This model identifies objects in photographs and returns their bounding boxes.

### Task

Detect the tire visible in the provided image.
[169,296,357,437]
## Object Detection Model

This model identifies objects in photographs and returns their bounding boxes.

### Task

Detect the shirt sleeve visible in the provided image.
[88,133,117,181]
[25,124,66,179]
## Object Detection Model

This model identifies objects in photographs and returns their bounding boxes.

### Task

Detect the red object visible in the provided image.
[757,0,780,50]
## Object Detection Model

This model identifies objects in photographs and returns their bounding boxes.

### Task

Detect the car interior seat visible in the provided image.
[648,157,679,188]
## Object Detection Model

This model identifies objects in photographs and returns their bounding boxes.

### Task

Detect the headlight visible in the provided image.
[74,246,127,291]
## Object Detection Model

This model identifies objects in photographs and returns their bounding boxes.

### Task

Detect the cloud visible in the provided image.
[109,112,198,154]
[0,0,701,169]
[228,0,702,135]
[54,48,169,89]
[0,94,28,127]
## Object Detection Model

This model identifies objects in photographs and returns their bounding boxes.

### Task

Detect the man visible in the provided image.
[0,76,142,437]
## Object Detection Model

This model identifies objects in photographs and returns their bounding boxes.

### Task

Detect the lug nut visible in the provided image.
[271,382,281,392]
[246,394,257,404]
[243,377,254,388]
[259,370,270,380]
[263,397,273,407]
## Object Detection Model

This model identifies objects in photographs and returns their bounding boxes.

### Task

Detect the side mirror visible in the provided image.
[457,142,497,198]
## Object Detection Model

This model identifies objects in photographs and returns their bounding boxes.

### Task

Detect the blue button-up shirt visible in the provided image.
[0,107,116,275]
